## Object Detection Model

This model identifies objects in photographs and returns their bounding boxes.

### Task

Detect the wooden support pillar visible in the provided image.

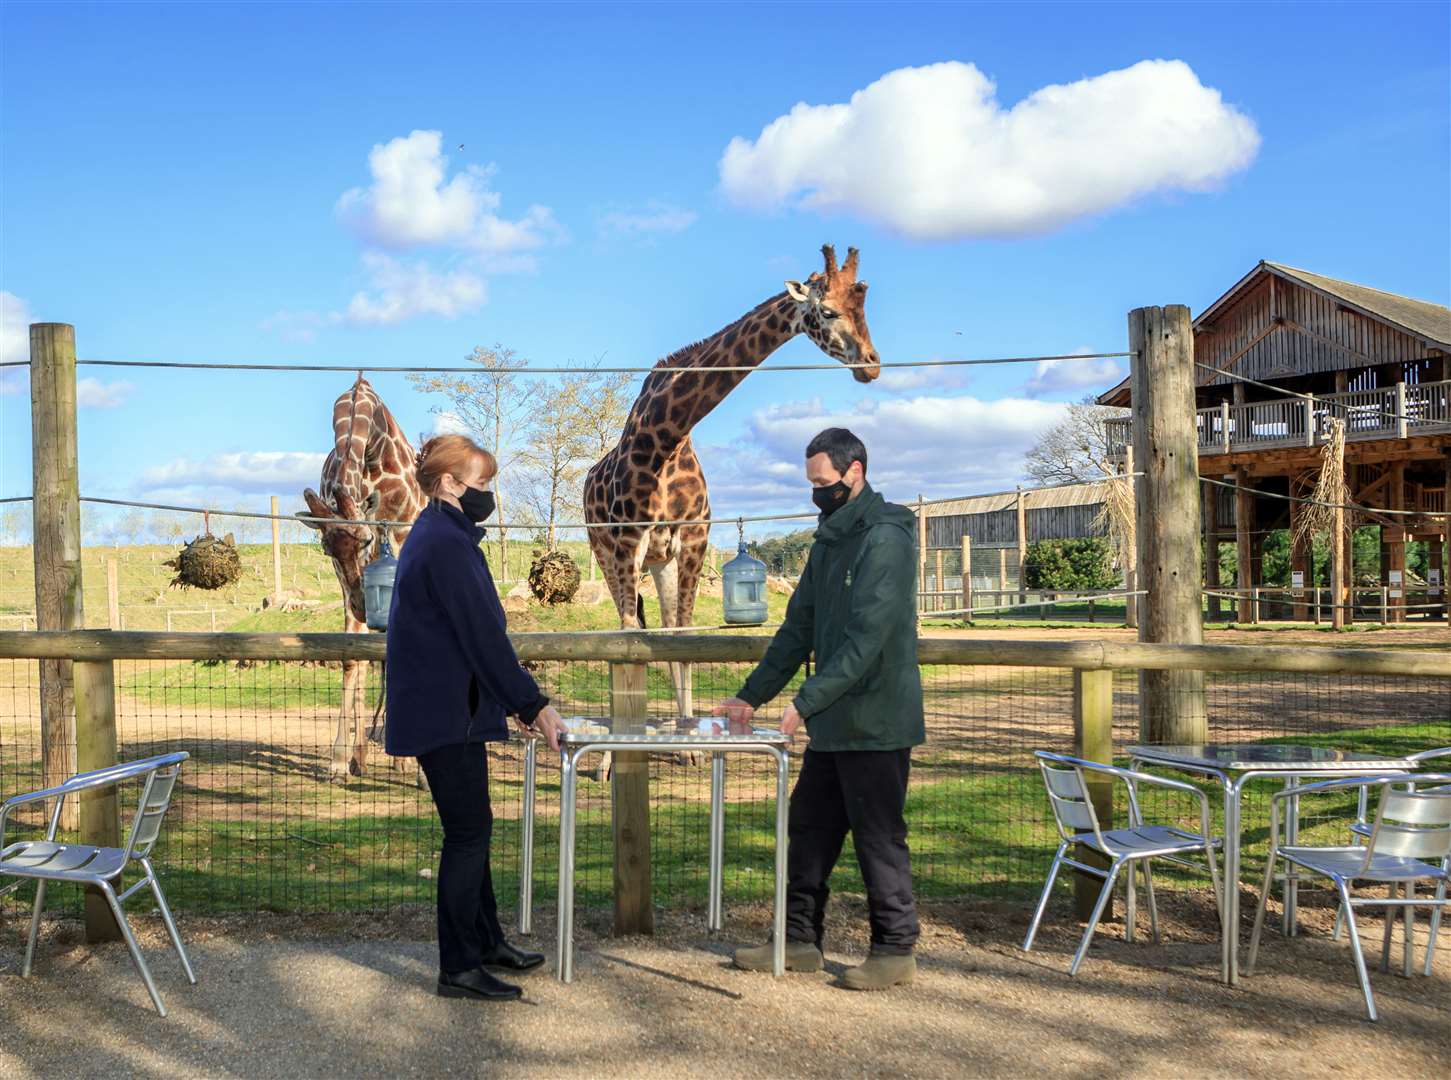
[1289,479,1310,621]
[610,662,652,935]
[1385,463,1407,623]
[1073,668,1114,921]
[1016,486,1028,608]
[998,548,1008,600]
[1129,305,1206,744]
[960,535,973,618]
[1249,525,1266,623]
[1203,473,1220,622]
[75,658,121,942]
[1331,495,1348,630]
[1235,471,1255,624]
[934,550,945,615]
[30,323,83,827]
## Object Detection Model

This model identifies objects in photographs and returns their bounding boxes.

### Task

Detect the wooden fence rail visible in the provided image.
[4,630,1449,934]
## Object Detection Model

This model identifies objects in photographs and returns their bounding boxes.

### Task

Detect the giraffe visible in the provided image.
[584,245,880,718]
[299,375,427,778]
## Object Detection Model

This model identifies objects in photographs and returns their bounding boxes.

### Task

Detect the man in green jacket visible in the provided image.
[715,428,924,991]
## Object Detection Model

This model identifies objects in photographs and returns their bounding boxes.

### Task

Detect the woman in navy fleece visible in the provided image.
[385,433,565,1001]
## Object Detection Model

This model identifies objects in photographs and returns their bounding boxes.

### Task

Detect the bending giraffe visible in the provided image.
[300,375,426,777]
[584,245,881,717]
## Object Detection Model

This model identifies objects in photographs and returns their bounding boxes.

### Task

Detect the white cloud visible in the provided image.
[1023,353,1126,397]
[698,392,1069,517]
[343,252,487,326]
[431,410,471,435]
[720,59,1260,238]
[337,130,564,254]
[598,202,698,240]
[141,450,328,495]
[76,377,134,409]
[874,366,969,394]
[1,292,32,395]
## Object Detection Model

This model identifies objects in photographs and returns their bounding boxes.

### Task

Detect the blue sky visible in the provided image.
[2,1,1448,540]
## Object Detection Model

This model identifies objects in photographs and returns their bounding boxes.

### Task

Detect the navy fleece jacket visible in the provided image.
[383,499,547,757]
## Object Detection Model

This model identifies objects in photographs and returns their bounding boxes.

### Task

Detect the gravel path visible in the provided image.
[1,895,1446,1079]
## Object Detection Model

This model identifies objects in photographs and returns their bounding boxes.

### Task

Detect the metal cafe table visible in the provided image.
[1127,742,1416,986]
[517,721,791,983]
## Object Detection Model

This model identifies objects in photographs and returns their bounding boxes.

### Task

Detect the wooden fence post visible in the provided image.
[610,661,653,935]
[1123,444,1139,630]
[74,657,120,941]
[934,550,944,615]
[916,494,927,623]
[270,495,283,603]
[1073,668,1114,921]
[106,557,120,629]
[1331,497,1347,630]
[960,535,973,617]
[30,323,83,828]
[1129,306,1207,744]
[1016,486,1028,608]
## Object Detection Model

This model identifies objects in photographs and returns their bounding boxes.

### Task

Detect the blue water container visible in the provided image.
[722,540,768,625]
[362,536,398,631]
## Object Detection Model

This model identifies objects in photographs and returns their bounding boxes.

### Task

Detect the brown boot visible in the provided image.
[732,941,824,973]
[841,951,915,990]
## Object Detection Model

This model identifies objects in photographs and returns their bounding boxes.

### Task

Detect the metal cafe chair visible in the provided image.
[1247,774,1451,1021]
[1332,747,1451,971]
[1023,751,1223,975]
[0,752,195,1017]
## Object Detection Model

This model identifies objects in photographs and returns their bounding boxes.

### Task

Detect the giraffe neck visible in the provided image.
[623,292,802,459]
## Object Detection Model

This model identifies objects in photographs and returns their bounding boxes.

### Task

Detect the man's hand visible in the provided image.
[712,697,755,734]
[781,702,806,744]
[522,704,565,752]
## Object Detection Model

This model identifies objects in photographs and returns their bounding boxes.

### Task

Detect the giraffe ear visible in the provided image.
[784,280,812,303]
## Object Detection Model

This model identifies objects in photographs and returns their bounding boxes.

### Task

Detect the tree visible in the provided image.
[1023,538,1118,590]
[516,374,593,549]
[409,345,530,578]
[1022,395,1129,487]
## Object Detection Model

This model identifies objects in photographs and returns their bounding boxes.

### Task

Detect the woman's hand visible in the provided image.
[526,704,565,752]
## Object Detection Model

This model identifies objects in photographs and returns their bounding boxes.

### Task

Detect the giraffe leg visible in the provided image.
[649,560,694,719]
[334,658,367,778]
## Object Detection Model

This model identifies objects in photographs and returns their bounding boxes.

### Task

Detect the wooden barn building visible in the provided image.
[1100,260,1451,623]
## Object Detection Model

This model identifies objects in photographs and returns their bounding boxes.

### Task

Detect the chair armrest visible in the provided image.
[0,752,189,848]
[1410,746,1451,766]
[1271,773,1440,802]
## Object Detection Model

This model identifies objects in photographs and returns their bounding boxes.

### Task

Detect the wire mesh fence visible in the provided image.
[1,651,1447,921]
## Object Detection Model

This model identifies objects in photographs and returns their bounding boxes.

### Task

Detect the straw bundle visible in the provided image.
[1092,471,1136,573]
[1292,417,1352,551]
[527,549,581,605]
[165,532,243,590]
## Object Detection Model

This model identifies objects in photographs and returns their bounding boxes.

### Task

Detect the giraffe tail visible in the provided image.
[636,594,647,629]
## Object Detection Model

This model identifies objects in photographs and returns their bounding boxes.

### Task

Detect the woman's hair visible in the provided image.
[415,434,497,498]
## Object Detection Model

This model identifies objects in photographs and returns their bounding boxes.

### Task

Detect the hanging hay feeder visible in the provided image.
[527,549,581,605]
[165,531,242,591]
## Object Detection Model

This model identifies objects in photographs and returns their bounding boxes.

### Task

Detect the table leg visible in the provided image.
[1223,781,1240,985]
[519,736,537,936]
[557,748,579,984]
[708,751,725,932]
[772,748,789,978]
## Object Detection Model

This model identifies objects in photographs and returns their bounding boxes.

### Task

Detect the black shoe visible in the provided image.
[437,966,522,1001]
[480,940,546,973]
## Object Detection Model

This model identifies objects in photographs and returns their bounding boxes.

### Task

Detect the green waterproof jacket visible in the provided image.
[738,484,925,752]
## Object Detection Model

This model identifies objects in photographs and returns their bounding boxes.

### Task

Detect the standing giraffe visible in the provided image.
[584,245,880,717]
[300,375,427,777]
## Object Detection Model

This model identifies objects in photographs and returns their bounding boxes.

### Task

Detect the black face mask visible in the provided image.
[457,485,496,523]
[812,479,852,517]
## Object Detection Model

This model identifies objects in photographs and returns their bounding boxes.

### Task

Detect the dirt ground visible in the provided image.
[1,891,1446,1079]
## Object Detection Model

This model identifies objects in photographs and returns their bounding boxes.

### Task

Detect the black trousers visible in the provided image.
[785,747,920,955]
[418,743,505,975]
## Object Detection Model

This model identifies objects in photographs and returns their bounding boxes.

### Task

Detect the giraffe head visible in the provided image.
[785,245,880,384]
[299,487,374,622]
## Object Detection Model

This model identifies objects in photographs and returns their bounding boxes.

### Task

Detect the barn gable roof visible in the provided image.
[1095,261,1451,406]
